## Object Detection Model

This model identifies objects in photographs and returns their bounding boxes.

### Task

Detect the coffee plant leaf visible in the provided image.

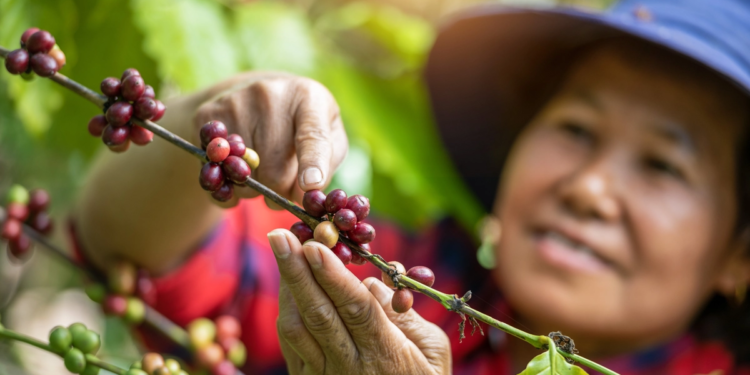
[518,346,589,375]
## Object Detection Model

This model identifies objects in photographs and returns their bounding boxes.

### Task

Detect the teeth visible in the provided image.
[546,231,594,255]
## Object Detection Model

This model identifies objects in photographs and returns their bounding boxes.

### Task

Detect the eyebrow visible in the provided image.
[571,89,604,111]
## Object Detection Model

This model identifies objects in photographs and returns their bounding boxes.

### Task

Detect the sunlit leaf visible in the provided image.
[130,0,239,91]
[233,2,317,76]
[518,344,589,375]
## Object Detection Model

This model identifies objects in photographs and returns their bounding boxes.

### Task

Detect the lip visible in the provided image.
[531,223,621,275]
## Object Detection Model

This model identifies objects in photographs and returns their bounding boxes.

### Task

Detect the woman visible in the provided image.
[75,0,750,373]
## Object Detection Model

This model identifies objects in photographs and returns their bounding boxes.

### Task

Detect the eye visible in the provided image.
[559,121,594,143]
[643,157,684,180]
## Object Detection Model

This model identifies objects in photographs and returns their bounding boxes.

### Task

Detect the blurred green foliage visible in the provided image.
[0,0,615,231]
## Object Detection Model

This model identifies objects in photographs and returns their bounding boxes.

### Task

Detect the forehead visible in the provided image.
[556,41,749,143]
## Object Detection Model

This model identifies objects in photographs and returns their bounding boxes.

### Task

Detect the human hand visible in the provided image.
[193,73,347,208]
[268,229,452,375]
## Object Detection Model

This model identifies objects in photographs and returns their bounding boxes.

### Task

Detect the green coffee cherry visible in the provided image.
[6,185,29,205]
[164,358,181,373]
[187,318,216,349]
[129,361,142,370]
[49,326,72,354]
[81,364,100,375]
[84,284,106,303]
[125,370,148,375]
[68,322,87,338]
[123,298,145,325]
[228,340,247,367]
[64,348,87,373]
[72,329,100,354]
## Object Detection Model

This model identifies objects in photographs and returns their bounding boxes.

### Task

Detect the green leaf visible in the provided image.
[518,343,589,375]
[130,0,239,91]
[233,1,317,76]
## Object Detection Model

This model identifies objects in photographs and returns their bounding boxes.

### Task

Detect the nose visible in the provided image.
[558,160,621,222]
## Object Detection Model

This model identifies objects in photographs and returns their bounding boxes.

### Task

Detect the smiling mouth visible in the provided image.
[534,230,613,274]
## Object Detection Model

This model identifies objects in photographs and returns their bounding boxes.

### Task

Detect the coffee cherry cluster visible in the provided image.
[84,260,157,325]
[4,27,66,78]
[381,263,436,313]
[197,120,260,202]
[186,316,246,374]
[291,189,375,266]
[128,352,189,375]
[1,185,53,261]
[87,68,165,153]
[48,323,102,374]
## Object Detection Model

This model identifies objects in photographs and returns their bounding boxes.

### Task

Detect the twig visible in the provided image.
[0,45,619,375]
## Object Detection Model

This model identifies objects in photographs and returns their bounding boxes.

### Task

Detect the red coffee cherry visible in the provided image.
[206,138,231,163]
[6,202,29,221]
[391,289,414,313]
[211,360,235,375]
[222,156,251,183]
[313,221,339,248]
[26,30,55,54]
[106,101,133,127]
[8,234,32,259]
[142,85,155,99]
[121,74,146,102]
[1,218,22,241]
[215,315,242,341]
[325,189,347,214]
[350,243,369,265]
[290,221,313,243]
[129,125,154,146]
[199,163,225,192]
[87,115,108,137]
[29,53,59,77]
[381,261,405,289]
[348,222,376,244]
[29,212,53,235]
[331,242,352,265]
[135,269,158,306]
[102,125,131,147]
[103,294,128,316]
[333,208,357,231]
[200,121,228,148]
[121,68,141,82]
[346,195,370,222]
[228,140,245,157]
[108,260,137,295]
[211,183,234,202]
[151,100,166,122]
[406,266,435,287]
[20,27,40,47]
[100,77,121,98]
[302,190,327,217]
[5,49,29,75]
[28,189,50,213]
[226,134,243,144]
[133,97,158,120]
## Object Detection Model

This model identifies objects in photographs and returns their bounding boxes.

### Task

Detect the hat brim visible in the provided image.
[425,5,750,211]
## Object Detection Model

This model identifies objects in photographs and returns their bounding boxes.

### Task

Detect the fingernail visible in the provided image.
[303,244,323,268]
[302,167,323,187]
[268,230,291,259]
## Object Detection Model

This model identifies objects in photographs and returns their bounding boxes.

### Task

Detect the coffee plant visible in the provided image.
[0,28,620,375]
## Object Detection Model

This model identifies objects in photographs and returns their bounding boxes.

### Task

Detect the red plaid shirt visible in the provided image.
[74,197,750,375]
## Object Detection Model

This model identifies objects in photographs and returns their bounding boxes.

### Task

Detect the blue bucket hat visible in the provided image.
[426,0,750,211]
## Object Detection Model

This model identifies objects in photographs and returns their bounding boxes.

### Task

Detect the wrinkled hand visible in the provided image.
[268,229,452,375]
[193,73,347,208]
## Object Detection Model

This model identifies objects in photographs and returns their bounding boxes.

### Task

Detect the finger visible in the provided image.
[277,279,325,373]
[247,80,299,200]
[299,240,396,347]
[293,81,340,191]
[267,229,358,362]
[278,337,304,375]
[328,114,349,176]
[364,277,453,373]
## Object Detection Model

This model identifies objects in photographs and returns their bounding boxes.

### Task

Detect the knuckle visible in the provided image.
[336,298,374,328]
[301,304,338,334]
[277,315,308,344]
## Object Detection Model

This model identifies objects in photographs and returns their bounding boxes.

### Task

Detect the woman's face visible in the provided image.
[495,44,749,353]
